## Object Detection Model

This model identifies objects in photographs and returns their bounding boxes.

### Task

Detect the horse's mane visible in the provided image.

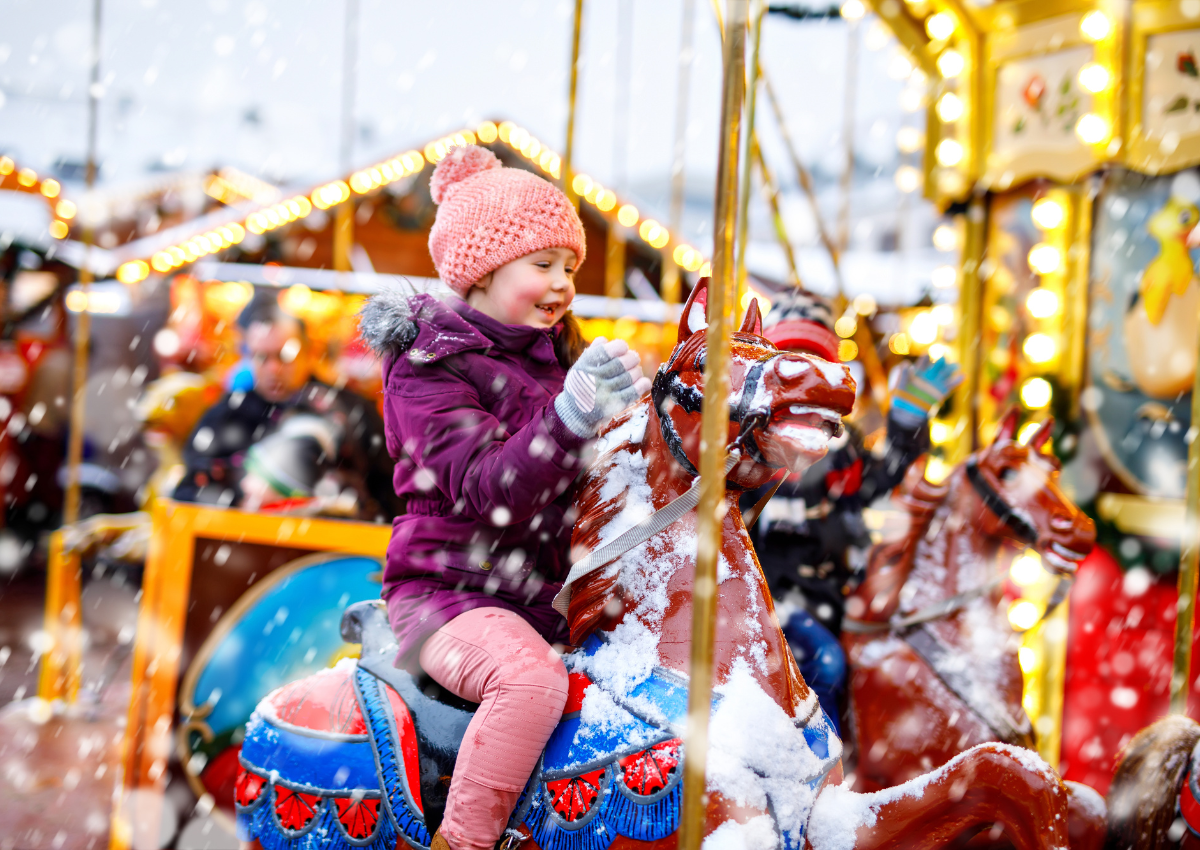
[1106,714,1200,850]
[566,402,652,644]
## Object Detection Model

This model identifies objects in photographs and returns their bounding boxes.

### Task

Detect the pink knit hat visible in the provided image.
[428,145,587,296]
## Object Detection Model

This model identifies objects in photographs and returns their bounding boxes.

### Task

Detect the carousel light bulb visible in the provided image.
[925,12,956,40]
[476,121,498,144]
[929,419,952,445]
[835,315,858,338]
[1018,646,1038,673]
[1020,377,1053,409]
[854,294,877,315]
[937,49,965,78]
[1078,63,1111,93]
[935,138,964,166]
[55,199,77,219]
[1023,333,1057,363]
[617,204,639,227]
[1026,288,1060,318]
[151,252,173,273]
[117,260,150,284]
[889,332,911,355]
[1075,113,1109,144]
[48,220,69,240]
[40,179,60,198]
[924,456,951,484]
[896,126,924,153]
[840,0,866,20]
[1031,198,1065,230]
[909,310,938,345]
[1080,10,1111,41]
[888,53,915,80]
[838,338,859,361]
[895,165,921,192]
[1008,600,1042,630]
[928,342,951,361]
[932,224,959,252]
[932,304,955,325]
[932,265,958,288]
[936,92,964,122]
[1027,243,1062,275]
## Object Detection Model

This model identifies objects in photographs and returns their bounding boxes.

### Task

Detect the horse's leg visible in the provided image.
[807,743,1069,850]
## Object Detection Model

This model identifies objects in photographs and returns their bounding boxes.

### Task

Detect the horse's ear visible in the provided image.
[1029,417,1055,450]
[995,408,1020,444]
[677,277,710,343]
[739,297,762,336]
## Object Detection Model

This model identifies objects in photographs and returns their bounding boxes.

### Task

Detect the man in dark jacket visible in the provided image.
[745,289,962,729]
[172,293,401,518]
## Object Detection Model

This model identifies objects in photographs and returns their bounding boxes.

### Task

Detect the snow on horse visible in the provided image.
[840,409,1105,847]
[234,281,1084,850]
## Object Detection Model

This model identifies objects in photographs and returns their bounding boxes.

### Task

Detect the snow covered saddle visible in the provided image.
[236,601,839,850]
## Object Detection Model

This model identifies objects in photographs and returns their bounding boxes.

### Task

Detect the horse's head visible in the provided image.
[967,409,1095,574]
[652,279,857,491]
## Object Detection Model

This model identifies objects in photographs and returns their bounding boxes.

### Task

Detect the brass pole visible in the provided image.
[680,1,747,847]
[950,200,986,465]
[334,0,359,273]
[605,229,626,301]
[1172,319,1200,713]
[662,0,697,328]
[837,15,859,254]
[750,140,801,286]
[733,0,765,319]
[563,0,586,207]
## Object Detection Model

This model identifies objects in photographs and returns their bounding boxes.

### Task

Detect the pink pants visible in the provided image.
[419,608,569,850]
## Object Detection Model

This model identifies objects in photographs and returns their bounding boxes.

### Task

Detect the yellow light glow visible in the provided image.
[930,419,952,445]
[895,165,921,193]
[935,138,964,166]
[1023,332,1057,363]
[925,12,955,40]
[282,284,313,314]
[596,191,617,212]
[1027,243,1062,275]
[0,157,13,175]
[17,168,37,187]
[1031,198,1065,231]
[168,247,187,264]
[896,127,924,153]
[1078,62,1111,93]
[840,0,865,19]
[1017,421,1044,447]
[572,174,593,196]
[1018,646,1037,673]
[900,88,925,113]
[932,224,958,252]
[1021,377,1053,409]
[264,209,281,228]
[937,49,964,78]
[40,179,60,198]
[936,92,964,122]
[247,216,266,235]
[65,290,88,312]
[1080,10,1111,41]
[117,260,150,284]
[928,342,950,361]
[1008,600,1042,631]
[617,204,639,227]
[909,310,938,345]
[1026,288,1060,318]
[350,172,372,194]
[477,121,498,143]
[699,262,712,277]
[838,338,859,361]
[498,122,516,143]
[854,294,877,315]
[1075,113,1109,144]
[932,304,955,325]
[924,456,951,484]
[48,220,69,240]
[834,316,858,338]
[151,252,173,273]
[55,199,77,219]
[889,332,911,355]
[932,265,957,288]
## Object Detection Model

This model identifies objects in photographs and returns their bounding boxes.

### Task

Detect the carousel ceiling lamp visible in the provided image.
[888,53,915,80]
[1077,62,1111,94]
[1008,599,1042,630]
[1027,243,1062,275]
[853,294,877,316]
[1075,112,1110,144]
[935,138,964,166]
[936,92,964,122]
[838,339,859,362]
[312,181,351,210]
[927,342,950,361]
[839,0,865,20]
[1011,550,1046,586]
[834,315,858,338]
[1026,288,1060,318]
[477,121,499,144]
[1030,198,1065,230]
[931,265,957,288]
[1022,332,1057,364]
[0,157,13,175]
[894,165,921,192]
[1020,377,1053,409]
[17,168,37,188]
[48,221,69,240]
[931,304,955,325]
[924,11,956,41]
[594,189,617,212]
[40,179,61,199]
[929,419,952,445]
[1079,10,1111,42]
[617,204,639,227]
[932,224,958,252]
[909,310,938,345]
[937,49,964,79]
[116,260,150,284]
[896,127,924,153]
[56,200,77,219]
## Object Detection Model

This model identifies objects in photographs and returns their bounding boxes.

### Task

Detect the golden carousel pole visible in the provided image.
[662,0,697,353]
[733,0,764,315]
[1173,337,1200,714]
[679,1,748,846]
[563,0,586,208]
[333,0,359,273]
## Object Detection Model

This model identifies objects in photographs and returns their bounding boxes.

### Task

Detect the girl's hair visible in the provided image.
[555,311,586,368]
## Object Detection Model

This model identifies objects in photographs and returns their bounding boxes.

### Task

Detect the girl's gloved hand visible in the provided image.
[555,338,652,438]
[890,354,964,427]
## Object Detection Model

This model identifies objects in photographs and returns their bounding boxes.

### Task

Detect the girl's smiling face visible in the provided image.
[466,247,577,328]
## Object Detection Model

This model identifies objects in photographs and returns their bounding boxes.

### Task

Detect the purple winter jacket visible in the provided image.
[367,293,587,662]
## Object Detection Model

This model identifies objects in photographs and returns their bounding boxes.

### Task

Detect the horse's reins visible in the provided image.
[843,457,1063,635]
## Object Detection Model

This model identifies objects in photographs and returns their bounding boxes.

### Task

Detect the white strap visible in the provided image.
[552,451,740,618]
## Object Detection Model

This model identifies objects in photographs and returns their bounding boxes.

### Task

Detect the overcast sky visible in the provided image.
[0,0,944,297]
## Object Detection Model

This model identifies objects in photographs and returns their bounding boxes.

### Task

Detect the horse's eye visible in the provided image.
[998,467,1017,483]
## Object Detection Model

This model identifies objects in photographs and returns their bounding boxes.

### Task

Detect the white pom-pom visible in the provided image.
[1171,170,1200,204]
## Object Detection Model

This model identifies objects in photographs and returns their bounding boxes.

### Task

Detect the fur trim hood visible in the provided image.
[358,284,420,359]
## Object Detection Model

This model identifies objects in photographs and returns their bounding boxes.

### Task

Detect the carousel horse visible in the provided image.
[840,409,1106,847]
[1105,713,1200,849]
[234,281,1083,850]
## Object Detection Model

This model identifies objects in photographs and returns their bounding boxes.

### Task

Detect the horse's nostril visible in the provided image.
[1049,514,1075,531]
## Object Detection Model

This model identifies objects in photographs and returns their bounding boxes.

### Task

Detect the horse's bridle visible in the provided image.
[965,457,1039,547]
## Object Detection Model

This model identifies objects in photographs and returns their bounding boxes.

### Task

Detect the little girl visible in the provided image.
[360,145,650,850]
